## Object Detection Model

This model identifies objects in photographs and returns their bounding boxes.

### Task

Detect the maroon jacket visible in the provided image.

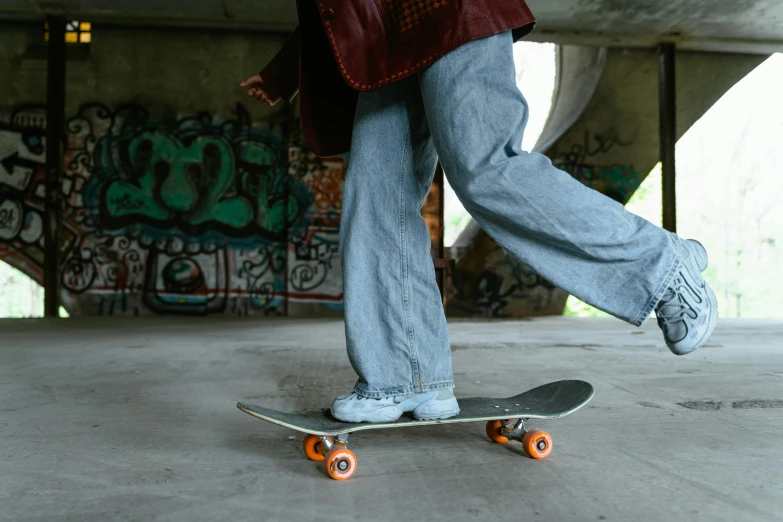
[260,0,536,157]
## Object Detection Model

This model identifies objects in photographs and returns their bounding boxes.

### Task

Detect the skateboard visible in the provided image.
[237,379,594,481]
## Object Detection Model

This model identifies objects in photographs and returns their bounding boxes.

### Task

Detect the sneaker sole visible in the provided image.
[696,284,719,349]
[414,409,461,421]
[412,397,461,420]
[330,406,403,423]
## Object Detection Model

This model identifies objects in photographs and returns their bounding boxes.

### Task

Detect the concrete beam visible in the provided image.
[526,31,783,56]
[1,0,782,53]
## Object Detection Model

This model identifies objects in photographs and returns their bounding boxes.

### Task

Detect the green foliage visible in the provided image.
[562,295,612,318]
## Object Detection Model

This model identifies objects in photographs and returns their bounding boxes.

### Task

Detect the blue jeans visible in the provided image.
[340,31,682,398]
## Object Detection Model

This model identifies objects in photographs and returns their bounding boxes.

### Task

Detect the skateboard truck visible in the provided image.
[500,418,528,439]
[302,433,358,480]
[304,418,554,481]
[486,418,553,459]
[317,433,348,451]
[306,418,554,480]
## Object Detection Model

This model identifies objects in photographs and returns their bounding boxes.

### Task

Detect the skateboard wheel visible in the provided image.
[485,420,509,444]
[324,448,357,481]
[522,430,553,459]
[303,434,331,461]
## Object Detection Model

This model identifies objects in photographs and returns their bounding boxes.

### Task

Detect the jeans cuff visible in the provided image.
[353,380,455,399]
[632,233,683,327]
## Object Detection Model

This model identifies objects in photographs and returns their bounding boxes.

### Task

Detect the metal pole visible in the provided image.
[282,101,291,317]
[658,42,677,233]
[44,16,66,317]
[434,162,446,305]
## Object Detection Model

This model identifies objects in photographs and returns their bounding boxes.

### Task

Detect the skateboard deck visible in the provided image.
[237,380,594,480]
[237,379,593,436]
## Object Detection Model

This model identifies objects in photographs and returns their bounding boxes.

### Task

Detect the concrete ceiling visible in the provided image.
[524,0,783,54]
[1,0,782,54]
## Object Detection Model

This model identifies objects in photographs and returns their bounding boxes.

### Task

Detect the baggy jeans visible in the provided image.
[339,31,683,398]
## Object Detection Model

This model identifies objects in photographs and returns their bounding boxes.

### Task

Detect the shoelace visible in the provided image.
[348,393,382,401]
[656,287,692,326]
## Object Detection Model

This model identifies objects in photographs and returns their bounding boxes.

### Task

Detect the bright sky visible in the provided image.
[444,42,556,246]
[445,47,783,318]
[633,53,783,318]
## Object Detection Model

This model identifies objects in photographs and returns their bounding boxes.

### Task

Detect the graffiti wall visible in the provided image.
[444,125,641,318]
[446,224,564,318]
[548,128,640,204]
[0,103,346,316]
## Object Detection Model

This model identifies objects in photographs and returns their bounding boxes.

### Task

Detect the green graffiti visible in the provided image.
[106,131,253,229]
[566,164,640,203]
[102,127,301,240]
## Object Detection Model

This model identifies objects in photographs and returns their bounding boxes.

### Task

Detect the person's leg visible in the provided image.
[334,75,459,421]
[417,31,717,353]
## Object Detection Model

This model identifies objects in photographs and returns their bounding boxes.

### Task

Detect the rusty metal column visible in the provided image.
[44,16,66,317]
[282,100,292,317]
[430,162,453,307]
[434,162,446,304]
[659,42,677,233]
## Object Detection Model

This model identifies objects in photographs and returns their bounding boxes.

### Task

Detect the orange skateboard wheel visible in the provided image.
[522,430,553,459]
[485,420,509,443]
[324,448,357,481]
[303,434,331,461]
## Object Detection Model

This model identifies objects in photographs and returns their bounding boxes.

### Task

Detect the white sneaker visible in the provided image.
[655,239,719,355]
[330,389,460,423]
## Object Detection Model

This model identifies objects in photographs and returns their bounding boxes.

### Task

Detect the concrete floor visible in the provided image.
[1,317,782,521]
